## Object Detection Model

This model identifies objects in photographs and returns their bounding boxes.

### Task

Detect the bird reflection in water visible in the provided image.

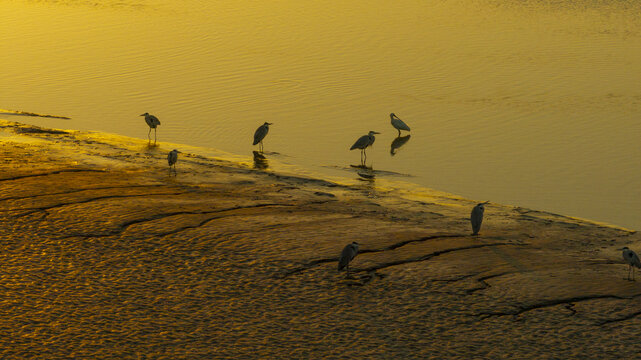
[253,151,268,169]
[357,170,375,181]
[390,135,411,156]
[349,163,375,181]
[142,142,159,152]
[357,167,377,198]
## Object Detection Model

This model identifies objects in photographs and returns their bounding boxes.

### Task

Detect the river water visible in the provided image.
[2,0,641,229]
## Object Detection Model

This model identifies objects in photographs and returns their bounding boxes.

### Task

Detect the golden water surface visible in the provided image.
[2,0,641,228]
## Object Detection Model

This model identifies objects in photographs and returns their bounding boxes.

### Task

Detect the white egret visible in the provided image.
[390,113,410,136]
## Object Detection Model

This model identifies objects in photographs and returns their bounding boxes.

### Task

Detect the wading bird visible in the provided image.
[471,202,489,236]
[620,247,641,281]
[350,131,380,164]
[338,242,360,278]
[253,122,272,152]
[168,149,181,175]
[390,113,410,136]
[141,112,160,143]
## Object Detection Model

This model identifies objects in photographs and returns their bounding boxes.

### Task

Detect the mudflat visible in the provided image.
[0,120,639,359]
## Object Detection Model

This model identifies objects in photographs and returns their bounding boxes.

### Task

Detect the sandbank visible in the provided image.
[0,119,639,359]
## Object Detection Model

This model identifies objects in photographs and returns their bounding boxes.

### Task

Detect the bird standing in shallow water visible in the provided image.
[338,242,360,278]
[168,149,180,175]
[253,122,272,153]
[350,131,380,164]
[620,247,641,281]
[471,202,488,235]
[390,113,410,136]
[141,112,161,144]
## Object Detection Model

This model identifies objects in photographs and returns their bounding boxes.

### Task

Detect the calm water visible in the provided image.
[2,0,641,229]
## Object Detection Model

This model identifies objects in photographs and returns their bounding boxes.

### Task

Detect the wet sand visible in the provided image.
[0,119,639,359]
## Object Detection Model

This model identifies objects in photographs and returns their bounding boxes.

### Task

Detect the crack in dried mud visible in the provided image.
[151,204,324,238]
[597,310,641,326]
[279,234,465,278]
[565,303,577,316]
[281,240,518,279]
[431,273,479,284]
[360,243,517,273]
[465,271,519,295]
[0,184,169,201]
[12,192,186,218]
[212,215,361,239]
[0,168,106,182]
[359,233,465,253]
[476,293,641,320]
[59,203,293,239]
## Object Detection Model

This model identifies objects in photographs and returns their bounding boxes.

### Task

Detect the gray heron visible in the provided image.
[350,131,380,163]
[168,149,181,175]
[390,113,410,136]
[253,122,272,152]
[471,202,489,235]
[141,112,160,143]
[338,242,360,278]
[620,247,641,281]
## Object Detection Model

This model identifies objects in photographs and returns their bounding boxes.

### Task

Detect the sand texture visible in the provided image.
[0,120,639,359]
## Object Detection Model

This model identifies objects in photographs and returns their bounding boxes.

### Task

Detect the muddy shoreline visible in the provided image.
[0,119,639,359]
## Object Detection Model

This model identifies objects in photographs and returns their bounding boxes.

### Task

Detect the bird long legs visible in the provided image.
[148,128,157,144]
[147,128,158,144]
[360,149,367,165]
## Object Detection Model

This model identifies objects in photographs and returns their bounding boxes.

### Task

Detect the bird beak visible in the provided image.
[268,123,273,125]
[140,114,145,116]
[374,131,380,134]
